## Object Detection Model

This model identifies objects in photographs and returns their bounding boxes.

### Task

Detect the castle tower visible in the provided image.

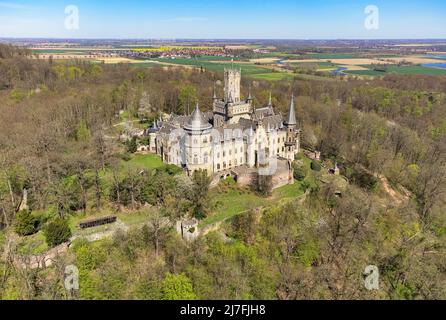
[184,103,213,175]
[284,94,300,161]
[224,68,241,104]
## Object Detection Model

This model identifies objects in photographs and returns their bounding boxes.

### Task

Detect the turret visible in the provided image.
[284,94,297,128]
[247,84,253,103]
[267,92,273,108]
[284,94,300,161]
[183,103,213,175]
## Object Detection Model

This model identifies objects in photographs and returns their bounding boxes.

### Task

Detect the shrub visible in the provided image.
[119,152,132,162]
[310,160,322,172]
[43,218,72,247]
[139,137,150,146]
[164,164,182,176]
[161,273,197,300]
[293,167,306,181]
[14,210,39,236]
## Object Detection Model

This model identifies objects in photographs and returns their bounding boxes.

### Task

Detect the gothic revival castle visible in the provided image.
[146,68,300,182]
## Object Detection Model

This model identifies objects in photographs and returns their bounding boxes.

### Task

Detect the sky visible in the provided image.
[0,0,445,39]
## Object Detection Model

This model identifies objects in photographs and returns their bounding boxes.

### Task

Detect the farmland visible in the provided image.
[28,43,446,79]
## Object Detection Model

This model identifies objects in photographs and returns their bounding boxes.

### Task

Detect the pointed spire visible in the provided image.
[149,118,160,133]
[285,94,297,126]
[184,103,212,131]
[247,84,252,101]
[268,92,273,107]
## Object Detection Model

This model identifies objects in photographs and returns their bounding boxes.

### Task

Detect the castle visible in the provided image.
[146,68,301,187]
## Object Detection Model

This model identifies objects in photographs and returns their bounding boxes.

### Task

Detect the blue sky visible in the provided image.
[0,0,445,39]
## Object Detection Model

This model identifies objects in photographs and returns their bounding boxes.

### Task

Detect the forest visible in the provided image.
[0,44,445,300]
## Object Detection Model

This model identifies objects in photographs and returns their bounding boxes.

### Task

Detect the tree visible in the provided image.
[178,85,197,115]
[232,209,258,244]
[161,273,197,300]
[191,169,210,219]
[43,218,72,247]
[257,174,273,197]
[14,210,38,236]
[126,137,137,154]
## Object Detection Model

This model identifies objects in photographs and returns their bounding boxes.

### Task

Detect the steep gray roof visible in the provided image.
[285,95,297,126]
[147,119,160,133]
[184,104,212,131]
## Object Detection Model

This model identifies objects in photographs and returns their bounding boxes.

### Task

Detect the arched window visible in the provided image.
[194,154,198,164]
[204,153,209,164]
[217,164,221,170]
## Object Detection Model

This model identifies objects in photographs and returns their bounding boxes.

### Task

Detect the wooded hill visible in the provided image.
[0,44,445,299]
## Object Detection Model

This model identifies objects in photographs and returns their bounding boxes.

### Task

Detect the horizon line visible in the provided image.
[1,37,446,41]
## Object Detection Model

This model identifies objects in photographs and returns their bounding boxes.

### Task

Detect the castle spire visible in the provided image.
[247,84,252,102]
[268,92,273,107]
[285,94,297,126]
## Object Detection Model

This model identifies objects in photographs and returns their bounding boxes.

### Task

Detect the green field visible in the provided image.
[305,53,362,59]
[191,55,239,61]
[345,65,446,76]
[251,72,294,81]
[288,61,340,69]
[154,58,272,76]
[129,62,161,68]
[32,49,87,55]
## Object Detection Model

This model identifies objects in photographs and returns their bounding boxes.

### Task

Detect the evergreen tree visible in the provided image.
[43,218,72,247]
[14,210,38,236]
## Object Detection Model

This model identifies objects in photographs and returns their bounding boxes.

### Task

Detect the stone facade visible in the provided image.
[146,68,301,181]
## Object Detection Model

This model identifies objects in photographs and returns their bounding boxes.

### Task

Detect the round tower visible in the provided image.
[183,103,213,175]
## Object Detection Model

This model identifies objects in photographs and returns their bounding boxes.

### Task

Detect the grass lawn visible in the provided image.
[98,153,167,194]
[203,188,269,227]
[122,154,166,171]
[201,179,306,227]
[16,232,48,255]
